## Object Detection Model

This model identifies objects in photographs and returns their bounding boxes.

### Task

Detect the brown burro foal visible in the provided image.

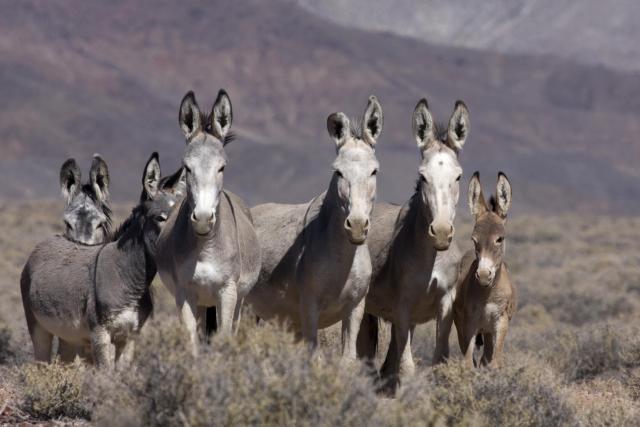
[453,172,517,368]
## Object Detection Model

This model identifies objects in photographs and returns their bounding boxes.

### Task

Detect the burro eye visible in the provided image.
[218,165,225,173]
[155,213,168,222]
[420,175,427,183]
[456,174,462,182]
[335,170,343,178]
[496,236,504,244]
[371,169,378,176]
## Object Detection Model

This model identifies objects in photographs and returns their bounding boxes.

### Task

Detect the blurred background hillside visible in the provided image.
[1,0,639,213]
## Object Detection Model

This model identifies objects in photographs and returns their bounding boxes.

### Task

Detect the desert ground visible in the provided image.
[0,200,638,425]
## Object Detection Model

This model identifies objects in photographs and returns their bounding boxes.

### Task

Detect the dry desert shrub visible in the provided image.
[19,359,90,420]
[0,317,13,363]
[90,315,378,427]
[406,357,576,427]
[543,323,640,382]
[565,378,639,427]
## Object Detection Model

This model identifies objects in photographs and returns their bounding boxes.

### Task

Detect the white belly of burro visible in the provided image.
[36,314,90,344]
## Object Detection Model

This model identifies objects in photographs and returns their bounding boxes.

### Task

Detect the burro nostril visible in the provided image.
[191,212,198,222]
[345,218,353,229]
[429,225,436,236]
[208,212,215,222]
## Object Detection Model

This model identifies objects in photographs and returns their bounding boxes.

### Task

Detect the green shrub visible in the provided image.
[20,360,90,420]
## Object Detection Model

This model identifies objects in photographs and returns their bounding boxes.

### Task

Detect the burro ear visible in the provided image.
[327,112,350,150]
[211,89,233,141]
[162,166,186,198]
[494,172,512,219]
[179,91,202,141]
[60,158,81,204]
[412,98,435,150]
[362,95,383,147]
[142,152,161,198]
[89,154,110,203]
[447,100,470,152]
[468,171,487,217]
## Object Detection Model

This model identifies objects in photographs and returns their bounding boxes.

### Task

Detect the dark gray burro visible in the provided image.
[21,153,183,368]
[57,154,114,361]
[59,154,113,245]
[357,99,470,392]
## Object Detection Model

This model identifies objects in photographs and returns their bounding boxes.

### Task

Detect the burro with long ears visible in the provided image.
[59,154,113,245]
[246,96,383,360]
[57,154,113,361]
[357,99,469,390]
[21,153,183,367]
[453,172,517,368]
[156,90,261,354]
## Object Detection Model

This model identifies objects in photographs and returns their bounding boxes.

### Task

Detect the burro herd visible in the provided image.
[20,89,516,392]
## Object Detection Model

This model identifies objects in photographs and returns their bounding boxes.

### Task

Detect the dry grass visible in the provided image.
[1,201,640,425]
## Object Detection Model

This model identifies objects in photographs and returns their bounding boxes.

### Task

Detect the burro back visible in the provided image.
[21,153,184,368]
[155,89,261,355]
[59,154,112,245]
[246,96,383,362]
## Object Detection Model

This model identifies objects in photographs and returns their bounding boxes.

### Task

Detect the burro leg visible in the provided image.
[299,292,319,351]
[341,298,366,362]
[216,284,238,335]
[176,289,199,355]
[91,327,113,369]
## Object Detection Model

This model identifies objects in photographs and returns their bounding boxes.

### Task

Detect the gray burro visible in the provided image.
[247,96,383,362]
[155,90,261,355]
[454,171,517,369]
[21,153,184,368]
[59,154,113,246]
[357,99,470,391]
[56,154,114,361]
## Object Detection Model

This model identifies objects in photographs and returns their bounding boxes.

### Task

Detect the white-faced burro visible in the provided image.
[155,90,261,355]
[357,99,470,390]
[59,154,113,245]
[21,153,184,367]
[454,172,517,369]
[246,96,383,361]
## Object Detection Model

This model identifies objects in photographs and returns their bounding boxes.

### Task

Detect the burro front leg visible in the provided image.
[299,292,319,351]
[341,297,366,362]
[91,326,114,369]
[216,284,238,335]
[385,315,413,394]
[433,293,454,364]
[176,289,199,355]
[489,315,509,368]
[232,297,244,334]
[462,326,478,369]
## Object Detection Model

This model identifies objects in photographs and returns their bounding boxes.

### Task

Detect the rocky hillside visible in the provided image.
[1,0,639,213]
